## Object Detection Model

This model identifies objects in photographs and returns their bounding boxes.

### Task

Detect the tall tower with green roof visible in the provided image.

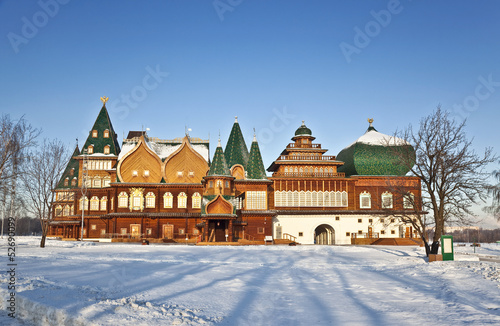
[224,116,249,169]
[81,102,120,155]
[246,134,267,180]
[55,144,81,189]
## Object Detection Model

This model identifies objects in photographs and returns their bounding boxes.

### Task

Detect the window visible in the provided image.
[209,181,213,188]
[404,193,415,209]
[178,192,187,208]
[246,191,266,210]
[143,170,150,177]
[335,216,340,221]
[368,219,373,224]
[103,129,109,138]
[55,205,63,216]
[121,228,127,235]
[193,228,199,235]
[118,192,128,208]
[346,232,350,237]
[381,192,393,209]
[390,218,395,223]
[391,230,395,235]
[70,168,74,176]
[110,198,114,210]
[64,178,69,186]
[380,218,385,223]
[87,145,93,154]
[274,191,282,207]
[71,178,77,186]
[145,192,155,208]
[92,130,98,138]
[100,196,107,211]
[63,205,70,216]
[298,232,303,237]
[91,224,96,230]
[188,171,194,177]
[179,228,185,235]
[192,192,201,209]
[381,230,385,235]
[163,192,173,208]
[225,181,229,188]
[101,229,106,235]
[93,177,101,188]
[257,227,265,234]
[79,196,88,210]
[358,218,362,223]
[90,196,99,210]
[132,195,141,210]
[359,191,371,209]
[132,170,138,177]
[103,176,111,187]
[341,191,348,207]
[177,171,183,177]
[146,228,152,235]
[358,230,363,235]
[104,145,110,154]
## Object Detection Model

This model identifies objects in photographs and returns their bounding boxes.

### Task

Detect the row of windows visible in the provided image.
[117,192,202,209]
[55,204,75,216]
[92,129,110,138]
[56,192,75,201]
[79,196,109,211]
[359,191,414,209]
[86,145,111,155]
[246,191,267,210]
[84,160,113,170]
[274,191,348,207]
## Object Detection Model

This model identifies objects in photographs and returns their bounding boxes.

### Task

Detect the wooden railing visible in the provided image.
[277,155,337,161]
[272,172,345,178]
[286,143,322,149]
[282,233,297,242]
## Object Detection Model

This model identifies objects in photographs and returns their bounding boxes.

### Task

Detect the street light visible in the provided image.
[80,148,88,241]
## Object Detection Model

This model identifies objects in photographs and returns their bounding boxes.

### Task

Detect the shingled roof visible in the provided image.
[56,145,80,189]
[246,134,267,179]
[208,139,230,176]
[224,117,249,169]
[82,104,120,155]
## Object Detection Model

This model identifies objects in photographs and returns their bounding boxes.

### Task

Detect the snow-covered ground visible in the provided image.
[1,237,500,325]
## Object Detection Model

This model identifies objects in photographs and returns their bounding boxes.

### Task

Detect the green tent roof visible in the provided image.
[224,117,249,168]
[82,104,120,155]
[246,136,267,179]
[208,140,230,176]
[56,145,80,189]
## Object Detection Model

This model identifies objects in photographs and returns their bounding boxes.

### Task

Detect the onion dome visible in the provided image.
[337,119,415,176]
[294,120,312,137]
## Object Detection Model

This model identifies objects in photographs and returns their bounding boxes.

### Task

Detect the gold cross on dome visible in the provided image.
[100,96,109,105]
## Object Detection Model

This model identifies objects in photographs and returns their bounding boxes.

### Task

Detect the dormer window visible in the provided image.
[132,170,138,177]
[64,177,69,186]
[92,130,98,138]
[143,170,150,177]
[103,129,109,138]
[87,145,94,154]
[71,178,77,186]
[104,145,110,154]
[69,168,74,176]
[177,171,183,177]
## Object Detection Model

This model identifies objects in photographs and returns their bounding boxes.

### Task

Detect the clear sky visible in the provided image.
[1,0,499,228]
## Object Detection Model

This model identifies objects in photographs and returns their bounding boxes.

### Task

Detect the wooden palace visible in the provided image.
[50,99,424,245]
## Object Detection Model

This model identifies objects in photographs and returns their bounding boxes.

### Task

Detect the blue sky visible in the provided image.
[1,0,499,227]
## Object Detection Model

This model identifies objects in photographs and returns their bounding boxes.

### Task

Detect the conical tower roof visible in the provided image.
[208,139,230,176]
[246,134,267,179]
[82,102,121,155]
[56,144,80,189]
[224,117,249,168]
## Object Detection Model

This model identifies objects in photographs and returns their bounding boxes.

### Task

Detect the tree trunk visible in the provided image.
[430,241,440,254]
[40,220,48,248]
[423,237,431,256]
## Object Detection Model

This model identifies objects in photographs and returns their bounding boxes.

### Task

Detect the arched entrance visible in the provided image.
[314,224,335,245]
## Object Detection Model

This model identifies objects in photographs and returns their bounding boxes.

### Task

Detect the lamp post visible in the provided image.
[80,148,88,241]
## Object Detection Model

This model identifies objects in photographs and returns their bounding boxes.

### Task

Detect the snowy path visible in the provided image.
[1,238,500,325]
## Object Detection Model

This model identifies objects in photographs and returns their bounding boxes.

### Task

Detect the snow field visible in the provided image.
[1,238,499,325]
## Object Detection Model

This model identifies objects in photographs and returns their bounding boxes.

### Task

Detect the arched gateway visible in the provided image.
[314,224,335,245]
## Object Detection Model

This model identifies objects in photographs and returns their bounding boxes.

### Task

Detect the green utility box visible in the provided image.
[440,235,454,261]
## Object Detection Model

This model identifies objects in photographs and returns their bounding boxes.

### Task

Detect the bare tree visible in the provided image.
[484,167,500,221]
[387,107,497,255]
[0,114,40,182]
[20,139,69,247]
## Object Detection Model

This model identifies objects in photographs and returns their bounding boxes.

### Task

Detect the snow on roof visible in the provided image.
[118,138,210,162]
[343,130,409,150]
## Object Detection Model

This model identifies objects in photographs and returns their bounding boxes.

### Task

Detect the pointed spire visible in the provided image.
[208,140,230,176]
[247,135,267,180]
[82,101,121,155]
[224,118,249,169]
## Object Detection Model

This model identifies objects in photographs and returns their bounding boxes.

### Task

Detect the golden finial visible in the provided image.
[100,96,109,105]
[368,118,374,126]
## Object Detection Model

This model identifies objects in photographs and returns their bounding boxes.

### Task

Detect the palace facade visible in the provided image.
[50,102,423,245]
